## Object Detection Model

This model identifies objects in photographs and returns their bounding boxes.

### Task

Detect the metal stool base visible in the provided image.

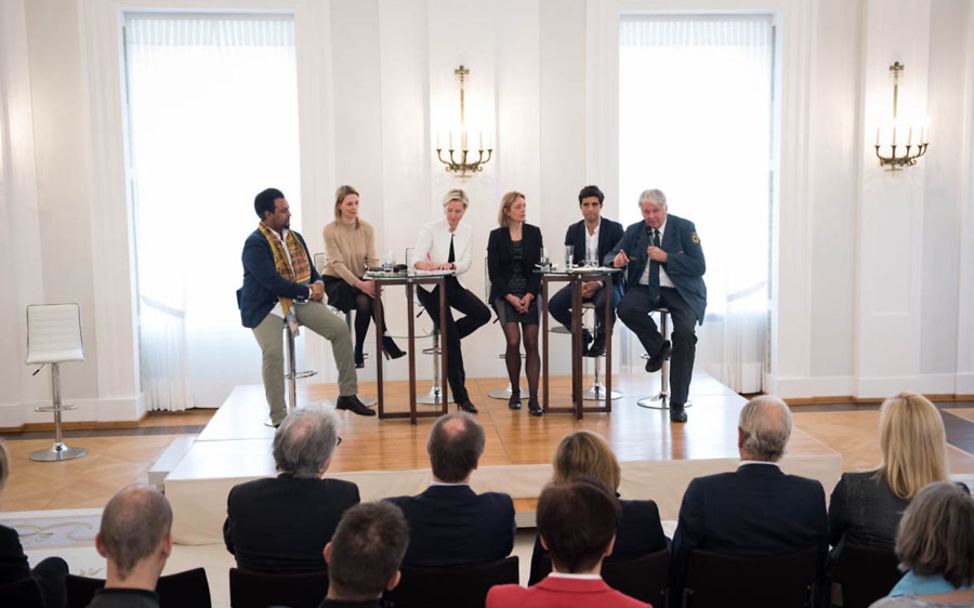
[583,384,622,401]
[637,396,693,411]
[417,387,452,405]
[488,385,527,399]
[30,443,86,462]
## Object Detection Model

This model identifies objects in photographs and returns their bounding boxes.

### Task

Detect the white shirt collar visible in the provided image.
[739,460,779,467]
[548,572,603,580]
[429,480,471,487]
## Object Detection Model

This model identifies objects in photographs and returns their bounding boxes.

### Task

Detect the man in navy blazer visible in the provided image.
[548,185,626,357]
[669,396,829,595]
[385,413,515,566]
[607,189,706,422]
[238,188,371,425]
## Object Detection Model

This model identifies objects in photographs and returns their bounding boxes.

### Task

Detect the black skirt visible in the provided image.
[323,276,361,313]
[493,297,539,325]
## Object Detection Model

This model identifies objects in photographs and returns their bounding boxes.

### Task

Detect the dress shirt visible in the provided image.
[414,219,473,277]
[585,221,601,265]
[638,219,674,288]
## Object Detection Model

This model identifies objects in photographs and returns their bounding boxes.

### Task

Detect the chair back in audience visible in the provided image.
[537,548,670,605]
[228,567,328,608]
[65,568,211,608]
[0,576,47,608]
[828,544,903,608]
[383,556,519,608]
[682,547,819,608]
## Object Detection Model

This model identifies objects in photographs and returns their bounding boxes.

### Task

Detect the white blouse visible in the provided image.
[413,218,473,279]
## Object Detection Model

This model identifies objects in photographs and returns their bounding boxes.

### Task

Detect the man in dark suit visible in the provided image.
[385,413,515,566]
[669,396,829,595]
[86,485,172,608]
[238,187,371,426]
[607,189,706,422]
[548,185,626,357]
[224,407,360,573]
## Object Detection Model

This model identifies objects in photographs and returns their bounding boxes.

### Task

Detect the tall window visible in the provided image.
[124,14,301,410]
[619,15,775,392]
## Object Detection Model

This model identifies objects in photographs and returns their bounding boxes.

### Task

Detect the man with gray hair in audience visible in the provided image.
[224,406,359,573]
[669,395,828,594]
[319,501,409,607]
[85,485,173,608]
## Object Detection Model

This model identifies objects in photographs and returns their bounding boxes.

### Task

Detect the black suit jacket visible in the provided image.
[670,464,828,592]
[0,524,30,586]
[564,218,625,298]
[605,214,707,323]
[385,485,516,566]
[528,498,668,585]
[487,224,543,303]
[223,474,360,573]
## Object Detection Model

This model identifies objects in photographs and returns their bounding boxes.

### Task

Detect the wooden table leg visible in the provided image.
[375,282,385,418]
[438,278,448,415]
[406,282,417,424]
[542,278,550,411]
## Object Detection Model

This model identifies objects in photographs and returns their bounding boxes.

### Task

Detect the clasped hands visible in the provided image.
[414,261,453,271]
[308,281,325,302]
[505,292,534,314]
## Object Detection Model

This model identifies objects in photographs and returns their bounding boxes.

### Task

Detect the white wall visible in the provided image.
[1,0,972,424]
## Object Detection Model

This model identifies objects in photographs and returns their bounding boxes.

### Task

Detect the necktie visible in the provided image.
[649,229,660,290]
[448,233,456,264]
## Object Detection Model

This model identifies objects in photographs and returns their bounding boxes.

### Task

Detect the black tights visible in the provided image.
[501,322,540,400]
[352,294,388,354]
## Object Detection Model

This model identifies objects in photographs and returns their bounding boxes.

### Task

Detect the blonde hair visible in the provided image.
[442,189,469,209]
[333,185,360,225]
[552,430,621,491]
[878,392,948,499]
[497,191,525,227]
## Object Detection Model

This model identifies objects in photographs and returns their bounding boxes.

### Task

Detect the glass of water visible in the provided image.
[586,248,598,268]
[565,245,575,270]
[383,250,395,273]
[540,247,549,269]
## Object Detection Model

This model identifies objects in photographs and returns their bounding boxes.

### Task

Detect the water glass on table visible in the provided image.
[565,245,575,270]
[383,250,395,273]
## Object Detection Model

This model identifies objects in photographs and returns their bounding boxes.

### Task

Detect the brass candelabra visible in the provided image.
[435,65,493,177]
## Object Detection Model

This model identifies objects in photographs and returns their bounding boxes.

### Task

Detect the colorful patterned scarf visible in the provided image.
[258,222,312,316]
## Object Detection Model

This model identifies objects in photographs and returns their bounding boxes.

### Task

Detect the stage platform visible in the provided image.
[164,371,842,544]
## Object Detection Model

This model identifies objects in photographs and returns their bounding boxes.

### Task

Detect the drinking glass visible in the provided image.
[564,245,575,270]
[540,247,550,269]
[383,250,395,273]
[585,248,598,268]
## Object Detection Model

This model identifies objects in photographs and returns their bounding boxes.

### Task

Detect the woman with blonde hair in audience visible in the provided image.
[869,481,974,607]
[527,430,667,584]
[0,440,69,607]
[828,392,949,564]
[322,185,405,367]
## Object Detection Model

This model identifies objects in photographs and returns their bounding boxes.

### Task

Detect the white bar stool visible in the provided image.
[25,303,87,461]
[637,307,692,411]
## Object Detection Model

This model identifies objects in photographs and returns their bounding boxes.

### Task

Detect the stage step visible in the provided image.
[149,436,196,490]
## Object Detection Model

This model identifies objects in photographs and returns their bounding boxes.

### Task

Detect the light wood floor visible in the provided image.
[3,375,974,513]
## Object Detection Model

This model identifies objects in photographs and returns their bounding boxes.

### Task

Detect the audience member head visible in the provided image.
[737,395,793,462]
[333,184,360,223]
[254,187,285,221]
[497,190,526,227]
[95,484,173,588]
[879,392,948,499]
[427,412,485,483]
[578,185,605,205]
[324,501,409,601]
[895,482,974,588]
[552,430,621,492]
[537,478,622,574]
[273,407,340,479]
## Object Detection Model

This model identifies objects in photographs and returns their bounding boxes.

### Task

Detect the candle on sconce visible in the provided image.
[892,126,896,147]
[907,127,912,146]
[461,130,468,151]
[479,131,483,150]
[875,127,880,146]
[436,131,441,150]
[449,131,454,150]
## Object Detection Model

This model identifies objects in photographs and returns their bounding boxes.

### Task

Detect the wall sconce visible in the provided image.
[874,62,928,171]
[435,65,493,177]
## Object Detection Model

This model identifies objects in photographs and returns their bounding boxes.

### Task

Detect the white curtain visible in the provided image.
[619,15,773,393]
[125,14,301,410]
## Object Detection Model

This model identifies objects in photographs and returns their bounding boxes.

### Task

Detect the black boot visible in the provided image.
[382,336,406,360]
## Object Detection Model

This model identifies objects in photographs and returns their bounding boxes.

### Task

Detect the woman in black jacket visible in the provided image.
[487,191,544,415]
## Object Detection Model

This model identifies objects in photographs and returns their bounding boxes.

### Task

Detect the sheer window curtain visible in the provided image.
[619,15,774,393]
[125,14,301,410]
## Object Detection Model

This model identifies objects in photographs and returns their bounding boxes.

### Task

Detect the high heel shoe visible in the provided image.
[381,337,406,360]
[528,397,543,417]
[508,391,522,410]
[354,348,365,369]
